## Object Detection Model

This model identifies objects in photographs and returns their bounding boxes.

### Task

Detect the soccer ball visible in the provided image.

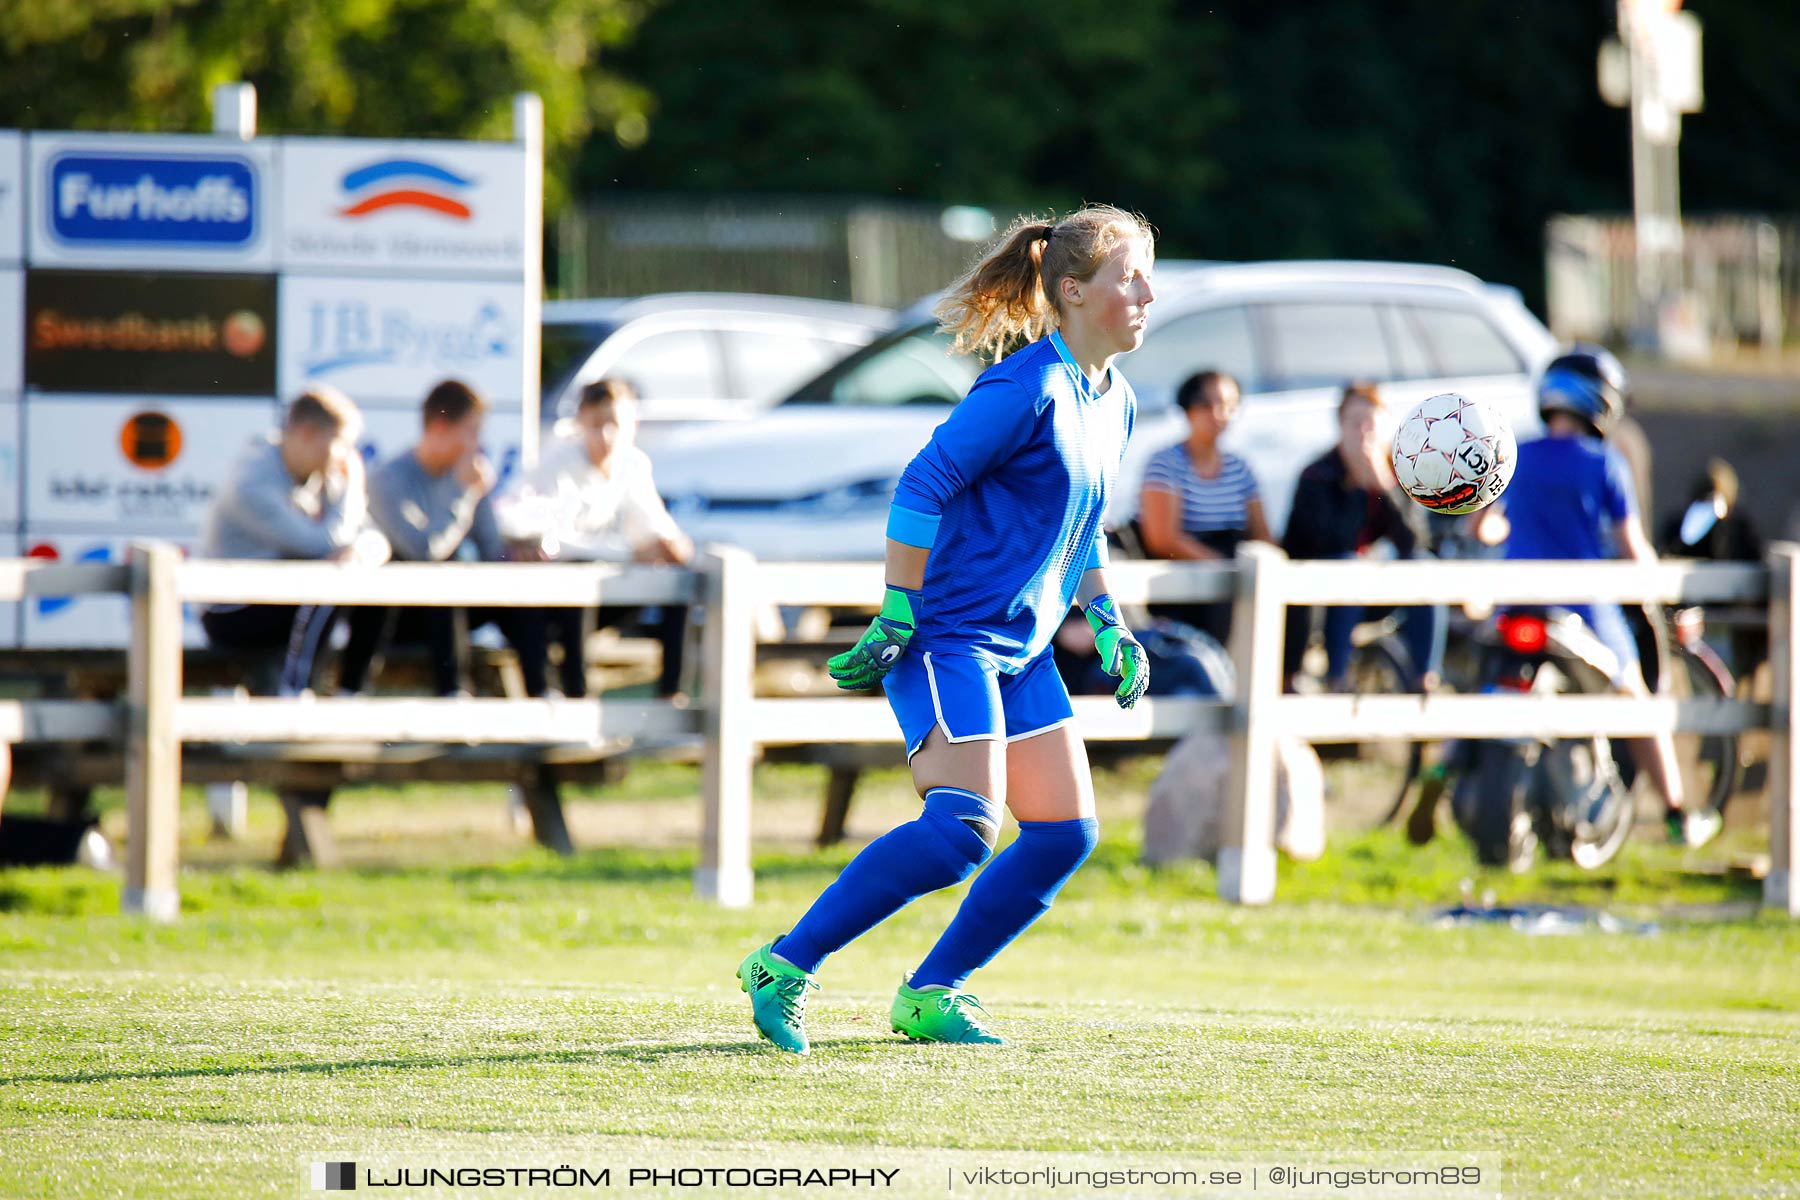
[1391,392,1516,516]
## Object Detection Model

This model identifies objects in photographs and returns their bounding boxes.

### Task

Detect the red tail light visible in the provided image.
[1497,614,1548,654]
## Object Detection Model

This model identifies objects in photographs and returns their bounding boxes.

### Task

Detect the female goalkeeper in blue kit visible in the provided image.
[737,205,1157,1052]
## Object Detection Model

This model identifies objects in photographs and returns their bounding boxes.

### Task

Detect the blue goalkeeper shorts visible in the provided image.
[882,648,1075,760]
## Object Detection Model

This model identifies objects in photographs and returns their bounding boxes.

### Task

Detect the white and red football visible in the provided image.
[1391,392,1516,516]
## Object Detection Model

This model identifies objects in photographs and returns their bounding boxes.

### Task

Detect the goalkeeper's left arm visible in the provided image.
[1076,549,1150,710]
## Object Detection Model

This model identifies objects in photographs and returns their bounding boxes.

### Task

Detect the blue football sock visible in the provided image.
[773,787,998,975]
[909,815,1098,991]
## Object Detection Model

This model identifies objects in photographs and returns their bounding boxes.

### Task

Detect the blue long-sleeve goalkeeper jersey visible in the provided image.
[888,331,1136,672]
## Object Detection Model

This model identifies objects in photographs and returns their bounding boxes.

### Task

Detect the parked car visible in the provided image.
[540,293,893,443]
[650,262,1560,560]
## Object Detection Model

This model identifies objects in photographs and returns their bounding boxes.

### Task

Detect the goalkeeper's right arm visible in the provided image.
[824,518,931,691]
[829,376,1033,690]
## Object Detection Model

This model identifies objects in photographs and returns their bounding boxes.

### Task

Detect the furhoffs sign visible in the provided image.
[27,134,275,269]
[25,269,276,395]
[47,152,257,248]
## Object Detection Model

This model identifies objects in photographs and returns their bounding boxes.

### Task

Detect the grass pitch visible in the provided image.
[1,761,1796,1199]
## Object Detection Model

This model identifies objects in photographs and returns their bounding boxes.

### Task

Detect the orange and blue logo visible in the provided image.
[337,159,473,220]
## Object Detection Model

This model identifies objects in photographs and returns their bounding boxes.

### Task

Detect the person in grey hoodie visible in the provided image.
[338,379,549,696]
[199,385,381,694]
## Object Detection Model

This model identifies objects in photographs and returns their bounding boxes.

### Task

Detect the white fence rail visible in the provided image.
[0,563,128,743]
[1217,545,1794,911]
[117,547,707,919]
[2,541,1794,922]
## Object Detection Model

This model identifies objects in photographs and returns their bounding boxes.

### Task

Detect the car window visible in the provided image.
[1121,304,1260,401]
[1380,304,1436,380]
[1261,302,1392,390]
[820,328,982,407]
[540,322,614,403]
[608,329,724,404]
[720,330,848,405]
[1404,305,1523,377]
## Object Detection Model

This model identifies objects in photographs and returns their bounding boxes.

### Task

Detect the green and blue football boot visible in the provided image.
[737,940,820,1055]
[890,975,1005,1045]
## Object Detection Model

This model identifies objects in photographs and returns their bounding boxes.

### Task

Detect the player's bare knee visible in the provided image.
[910,730,1005,807]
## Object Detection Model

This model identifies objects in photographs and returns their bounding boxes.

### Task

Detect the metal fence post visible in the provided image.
[1767,543,1799,917]
[124,541,182,920]
[1220,542,1286,904]
[697,546,755,907]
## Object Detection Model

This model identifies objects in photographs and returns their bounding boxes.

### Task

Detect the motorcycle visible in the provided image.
[1444,606,1638,871]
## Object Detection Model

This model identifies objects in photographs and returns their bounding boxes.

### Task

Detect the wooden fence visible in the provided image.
[2,541,1794,920]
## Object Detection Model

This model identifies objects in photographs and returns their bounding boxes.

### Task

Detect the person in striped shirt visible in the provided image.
[1137,370,1272,642]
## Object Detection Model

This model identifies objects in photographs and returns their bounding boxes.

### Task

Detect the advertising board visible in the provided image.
[278,275,525,407]
[27,133,275,269]
[0,131,21,263]
[0,396,17,526]
[279,138,527,276]
[24,269,277,395]
[0,533,16,646]
[0,267,20,392]
[23,396,278,533]
[19,535,205,648]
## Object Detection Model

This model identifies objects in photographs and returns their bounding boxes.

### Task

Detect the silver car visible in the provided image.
[651,262,1559,559]
[540,292,893,442]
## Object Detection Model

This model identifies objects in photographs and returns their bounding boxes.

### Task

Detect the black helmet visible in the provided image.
[1537,342,1626,437]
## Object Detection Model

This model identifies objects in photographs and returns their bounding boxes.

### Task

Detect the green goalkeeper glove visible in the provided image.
[827,585,919,690]
[1086,593,1149,709]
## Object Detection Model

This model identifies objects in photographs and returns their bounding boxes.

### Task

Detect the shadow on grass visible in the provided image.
[0,1037,892,1086]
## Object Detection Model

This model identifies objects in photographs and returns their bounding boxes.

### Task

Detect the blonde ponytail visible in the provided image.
[935,204,1154,363]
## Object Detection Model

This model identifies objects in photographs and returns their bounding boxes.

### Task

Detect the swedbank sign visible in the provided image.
[25,269,275,395]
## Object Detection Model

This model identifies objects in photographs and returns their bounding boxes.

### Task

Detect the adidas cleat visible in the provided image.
[737,940,819,1055]
[890,977,1004,1045]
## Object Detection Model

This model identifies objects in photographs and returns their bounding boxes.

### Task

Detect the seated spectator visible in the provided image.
[198,385,383,695]
[1660,458,1761,564]
[339,379,550,697]
[1659,457,1765,678]
[1137,370,1272,643]
[496,378,694,697]
[1281,381,1443,692]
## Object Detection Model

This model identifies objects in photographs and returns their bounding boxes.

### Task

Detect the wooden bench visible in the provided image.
[0,626,685,859]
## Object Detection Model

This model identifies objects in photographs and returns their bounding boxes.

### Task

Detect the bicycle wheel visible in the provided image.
[1453,739,1531,869]
[1346,635,1418,772]
[1671,642,1740,817]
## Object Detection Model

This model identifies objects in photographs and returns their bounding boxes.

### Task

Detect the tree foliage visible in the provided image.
[577,0,1230,225]
[583,0,1794,307]
[3,0,1792,304]
[0,0,653,207]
